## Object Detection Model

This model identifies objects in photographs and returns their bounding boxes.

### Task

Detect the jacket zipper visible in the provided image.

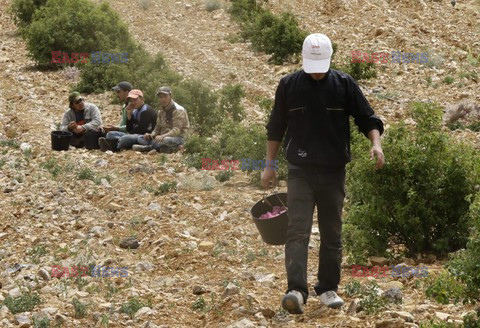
[285,138,292,155]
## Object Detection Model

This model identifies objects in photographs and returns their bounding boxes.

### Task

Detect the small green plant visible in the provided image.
[344,279,363,297]
[358,282,384,314]
[33,316,50,328]
[100,314,109,327]
[154,181,177,195]
[425,271,466,304]
[205,0,221,12]
[77,168,96,181]
[72,298,88,318]
[443,76,454,84]
[120,297,145,318]
[192,296,206,311]
[158,154,167,165]
[40,157,61,177]
[343,62,377,81]
[27,245,47,264]
[215,170,234,182]
[0,139,20,149]
[4,291,42,314]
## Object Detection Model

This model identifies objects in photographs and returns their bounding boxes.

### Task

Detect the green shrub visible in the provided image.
[425,271,466,304]
[32,317,50,328]
[9,0,47,29]
[219,84,246,122]
[3,291,41,314]
[25,0,135,66]
[443,76,454,84]
[344,102,478,262]
[447,192,480,300]
[229,0,261,22]
[120,297,145,318]
[72,298,88,318]
[342,62,377,81]
[229,0,307,64]
[243,11,307,64]
[174,79,222,136]
[215,170,234,182]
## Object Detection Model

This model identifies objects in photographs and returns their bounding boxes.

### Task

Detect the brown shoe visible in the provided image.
[99,137,112,152]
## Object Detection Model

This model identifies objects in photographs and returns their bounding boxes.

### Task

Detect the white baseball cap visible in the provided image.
[302,34,333,73]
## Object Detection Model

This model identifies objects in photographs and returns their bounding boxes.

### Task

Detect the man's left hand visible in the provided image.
[370,145,385,169]
[155,135,165,142]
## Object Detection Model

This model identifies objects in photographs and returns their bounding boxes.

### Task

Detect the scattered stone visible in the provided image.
[38,268,51,281]
[260,307,275,319]
[9,287,22,298]
[120,237,140,249]
[386,310,414,322]
[135,307,155,319]
[148,202,161,211]
[107,222,114,228]
[193,286,207,295]
[223,282,240,298]
[14,314,31,327]
[95,159,108,167]
[227,318,255,328]
[136,261,155,271]
[370,256,389,266]
[90,226,106,237]
[375,318,405,328]
[55,313,67,324]
[436,312,450,321]
[382,287,403,303]
[198,241,214,252]
[347,299,359,314]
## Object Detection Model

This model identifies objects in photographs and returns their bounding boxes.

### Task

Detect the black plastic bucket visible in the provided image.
[51,131,72,151]
[251,192,288,245]
[85,131,103,150]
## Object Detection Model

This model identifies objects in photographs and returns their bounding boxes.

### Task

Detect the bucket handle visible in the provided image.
[262,189,286,208]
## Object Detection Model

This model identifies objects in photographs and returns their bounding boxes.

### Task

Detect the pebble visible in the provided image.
[120,237,140,249]
[38,268,51,281]
[14,314,31,328]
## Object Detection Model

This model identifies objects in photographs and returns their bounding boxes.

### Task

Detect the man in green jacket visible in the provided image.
[99,81,132,152]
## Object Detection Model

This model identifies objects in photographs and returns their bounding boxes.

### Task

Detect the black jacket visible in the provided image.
[126,104,157,135]
[267,69,384,168]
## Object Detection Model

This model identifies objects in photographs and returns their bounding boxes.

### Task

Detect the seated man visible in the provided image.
[98,81,132,152]
[133,86,190,153]
[60,92,103,148]
[117,89,157,150]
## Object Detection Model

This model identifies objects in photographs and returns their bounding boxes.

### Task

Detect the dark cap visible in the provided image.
[112,81,133,92]
[156,86,172,96]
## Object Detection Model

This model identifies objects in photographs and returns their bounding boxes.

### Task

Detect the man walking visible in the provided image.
[133,86,189,153]
[261,33,385,314]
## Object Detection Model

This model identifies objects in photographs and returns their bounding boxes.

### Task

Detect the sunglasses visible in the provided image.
[74,98,84,104]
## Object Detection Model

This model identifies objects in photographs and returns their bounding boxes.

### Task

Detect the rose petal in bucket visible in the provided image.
[259,206,287,219]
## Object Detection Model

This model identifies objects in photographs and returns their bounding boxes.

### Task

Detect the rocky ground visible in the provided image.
[0,0,479,327]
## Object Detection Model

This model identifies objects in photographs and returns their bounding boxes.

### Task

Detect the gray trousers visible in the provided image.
[285,166,346,302]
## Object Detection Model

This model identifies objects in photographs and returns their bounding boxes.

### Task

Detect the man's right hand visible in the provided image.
[68,121,77,131]
[261,167,277,189]
[144,133,152,141]
[103,124,117,132]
